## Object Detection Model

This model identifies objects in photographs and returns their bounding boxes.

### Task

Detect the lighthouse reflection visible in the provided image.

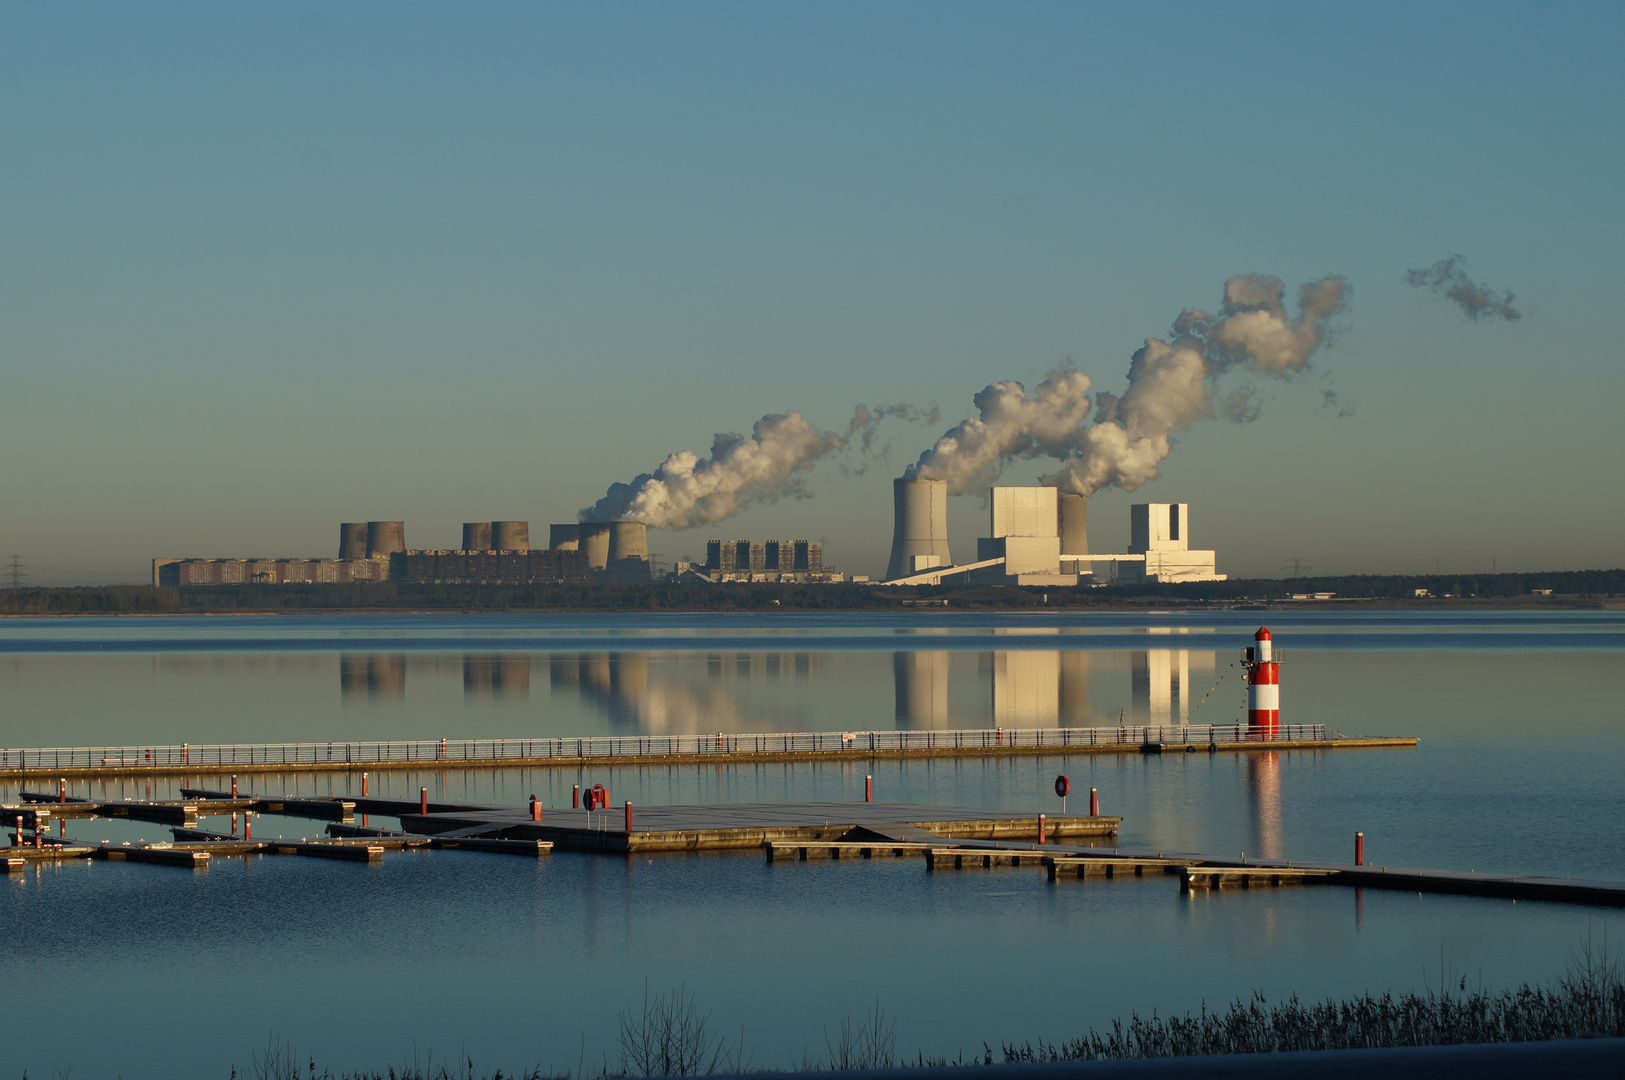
[1247,751,1283,860]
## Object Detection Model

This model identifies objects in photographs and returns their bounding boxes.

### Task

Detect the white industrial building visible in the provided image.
[881,479,1224,585]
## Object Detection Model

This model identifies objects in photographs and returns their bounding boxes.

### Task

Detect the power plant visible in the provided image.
[881,486,1224,585]
[149,481,1219,588]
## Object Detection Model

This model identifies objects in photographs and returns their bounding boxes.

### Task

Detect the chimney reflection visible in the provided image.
[339,653,407,702]
[554,651,818,734]
[1247,751,1283,860]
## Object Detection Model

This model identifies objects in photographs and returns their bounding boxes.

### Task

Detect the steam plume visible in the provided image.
[902,369,1095,494]
[906,274,1349,498]
[582,405,913,529]
[1404,255,1521,321]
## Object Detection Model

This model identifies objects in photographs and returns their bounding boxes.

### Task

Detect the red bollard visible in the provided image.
[59,779,66,803]
[625,802,633,833]
[1355,831,1364,866]
[420,787,428,815]
[231,775,238,799]
[1089,787,1099,817]
[361,773,369,796]
[530,795,541,821]
[573,784,580,809]
[1038,813,1046,845]
[865,775,872,803]
[245,817,252,840]
[603,787,610,809]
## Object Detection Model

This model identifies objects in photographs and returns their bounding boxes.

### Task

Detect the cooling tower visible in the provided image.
[366,521,406,558]
[608,521,648,563]
[885,477,952,581]
[579,523,611,570]
[549,524,581,551]
[339,523,368,561]
[492,521,530,552]
[462,522,493,551]
[1058,493,1089,556]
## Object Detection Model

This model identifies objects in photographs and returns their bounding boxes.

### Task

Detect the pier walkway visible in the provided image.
[0,724,1415,779]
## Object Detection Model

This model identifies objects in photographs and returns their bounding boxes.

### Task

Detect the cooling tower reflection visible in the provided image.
[338,653,407,702]
[463,655,531,701]
[894,651,950,728]
[553,652,822,734]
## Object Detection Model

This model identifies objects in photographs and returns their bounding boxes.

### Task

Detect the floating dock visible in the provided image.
[0,725,1417,780]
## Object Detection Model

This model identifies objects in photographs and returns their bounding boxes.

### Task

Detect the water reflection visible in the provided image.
[1247,751,1283,860]
[894,651,950,728]
[1131,649,1216,724]
[338,653,407,702]
[463,654,532,701]
[552,652,824,734]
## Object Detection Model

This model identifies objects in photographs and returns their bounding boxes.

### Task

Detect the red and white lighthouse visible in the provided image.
[1244,626,1280,738]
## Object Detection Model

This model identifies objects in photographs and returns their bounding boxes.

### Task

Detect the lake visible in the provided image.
[1,610,1621,1079]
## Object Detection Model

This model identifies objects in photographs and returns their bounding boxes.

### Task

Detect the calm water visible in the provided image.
[2,610,1622,1079]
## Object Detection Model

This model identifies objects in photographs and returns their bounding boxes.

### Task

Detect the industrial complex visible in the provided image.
[151,485,1223,587]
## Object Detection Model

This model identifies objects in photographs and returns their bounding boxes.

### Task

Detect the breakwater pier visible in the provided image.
[0,723,1415,780]
[4,786,1621,910]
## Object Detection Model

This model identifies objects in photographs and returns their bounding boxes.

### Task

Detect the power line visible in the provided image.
[1280,557,1312,579]
[5,555,26,590]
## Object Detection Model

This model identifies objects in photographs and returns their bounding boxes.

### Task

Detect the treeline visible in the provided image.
[0,568,1618,616]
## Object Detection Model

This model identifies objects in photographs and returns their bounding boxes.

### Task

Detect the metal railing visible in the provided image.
[0,723,1328,771]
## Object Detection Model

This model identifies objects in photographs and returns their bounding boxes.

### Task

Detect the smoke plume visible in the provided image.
[582,405,914,529]
[1404,255,1521,321]
[906,274,1349,498]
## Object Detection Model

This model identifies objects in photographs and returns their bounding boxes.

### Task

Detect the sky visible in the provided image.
[2,2,1621,585]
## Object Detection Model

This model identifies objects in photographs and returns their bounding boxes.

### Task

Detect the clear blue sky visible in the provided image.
[2,2,1619,584]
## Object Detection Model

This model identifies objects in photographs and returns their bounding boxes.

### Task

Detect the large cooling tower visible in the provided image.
[608,521,648,563]
[579,523,611,570]
[339,523,368,561]
[885,477,952,580]
[462,522,493,551]
[549,524,581,551]
[1058,493,1089,556]
[366,521,406,558]
[492,521,530,552]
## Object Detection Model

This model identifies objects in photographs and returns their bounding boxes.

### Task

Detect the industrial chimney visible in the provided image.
[885,477,952,581]
[492,521,530,552]
[366,521,406,559]
[339,523,368,561]
[462,522,493,551]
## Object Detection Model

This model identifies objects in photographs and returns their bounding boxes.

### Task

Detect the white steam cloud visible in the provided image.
[583,404,924,529]
[906,273,1349,497]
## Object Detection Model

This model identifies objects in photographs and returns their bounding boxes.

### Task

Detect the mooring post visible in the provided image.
[865,775,872,803]
[625,802,632,833]
[1038,813,1046,845]
[1090,787,1099,817]
[361,773,368,796]
[245,816,252,840]
[573,784,580,809]
[420,787,428,816]
[1355,831,1364,866]
[58,778,65,803]
[530,794,541,821]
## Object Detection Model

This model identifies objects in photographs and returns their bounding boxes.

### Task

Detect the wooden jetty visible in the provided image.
[398,800,1122,854]
[0,726,1417,780]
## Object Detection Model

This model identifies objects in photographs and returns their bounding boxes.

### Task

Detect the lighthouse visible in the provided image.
[1243,626,1280,738]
